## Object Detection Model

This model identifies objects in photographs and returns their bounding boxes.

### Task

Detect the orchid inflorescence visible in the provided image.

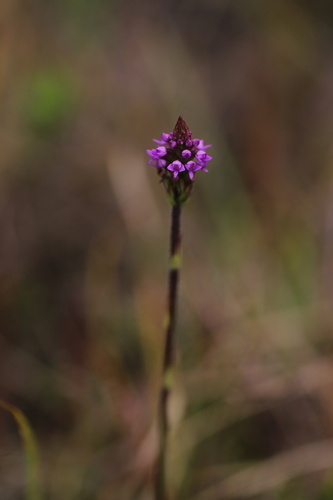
[147,117,212,205]
[147,116,212,180]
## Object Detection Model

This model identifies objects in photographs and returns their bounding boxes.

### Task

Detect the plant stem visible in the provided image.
[154,202,182,500]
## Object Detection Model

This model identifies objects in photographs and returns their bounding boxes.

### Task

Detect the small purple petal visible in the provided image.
[155,146,167,157]
[148,158,167,168]
[196,150,206,160]
[167,160,180,171]
[192,138,211,150]
[196,150,212,162]
[197,140,211,150]
[170,140,176,148]
[147,147,167,160]
[156,159,167,168]
[186,139,193,147]
[185,160,201,180]
[153,139,167,145]
[197,161,209,169]
[182,149,191,159]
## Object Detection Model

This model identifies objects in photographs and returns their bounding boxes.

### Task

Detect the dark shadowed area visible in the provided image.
[2,0,333,499]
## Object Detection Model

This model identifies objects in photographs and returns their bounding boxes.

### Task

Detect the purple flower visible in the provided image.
[196,150,212,166]
[167,160,185,178]
[196,151,212,173]
[147,146,168,167]
[186,161,201,180]
[147,116,212,186]
[147,146,167,159]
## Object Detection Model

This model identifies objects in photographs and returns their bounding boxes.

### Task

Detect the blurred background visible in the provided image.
[2,0,333,498]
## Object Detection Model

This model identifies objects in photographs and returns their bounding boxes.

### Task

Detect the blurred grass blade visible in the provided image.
[0,399,41,500]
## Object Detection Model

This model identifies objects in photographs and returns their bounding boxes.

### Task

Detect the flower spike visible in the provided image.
[147,116,212,205]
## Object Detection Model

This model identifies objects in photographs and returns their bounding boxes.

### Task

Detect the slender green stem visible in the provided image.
[0,399,41,500]
[154,202,182,500]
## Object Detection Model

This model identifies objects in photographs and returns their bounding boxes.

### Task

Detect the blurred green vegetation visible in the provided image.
[23,70,78,137]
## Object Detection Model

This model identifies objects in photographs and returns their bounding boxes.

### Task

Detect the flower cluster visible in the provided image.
[147,117,212,181]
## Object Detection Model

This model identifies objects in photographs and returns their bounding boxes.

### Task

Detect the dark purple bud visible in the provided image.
[173,116,192,144]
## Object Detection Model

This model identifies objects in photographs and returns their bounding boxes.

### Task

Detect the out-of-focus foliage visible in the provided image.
[2,0,333,499]
[0,399,41,500]
[23,70,78,136]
